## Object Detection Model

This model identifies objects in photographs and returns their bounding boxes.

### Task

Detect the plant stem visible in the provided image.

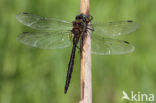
[79,0,92,103]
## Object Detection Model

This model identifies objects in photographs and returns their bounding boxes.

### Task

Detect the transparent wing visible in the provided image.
[17,31,72,49]
[91,35,135,55]
[92,20,138,37]
[16,12,72,30]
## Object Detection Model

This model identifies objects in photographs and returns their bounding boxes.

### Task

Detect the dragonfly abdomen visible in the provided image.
[64,43,77,94]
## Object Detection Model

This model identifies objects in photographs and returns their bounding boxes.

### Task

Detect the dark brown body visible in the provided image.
[64,14,92,94]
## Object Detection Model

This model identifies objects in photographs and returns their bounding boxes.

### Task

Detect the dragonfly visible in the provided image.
[16,12,138,94]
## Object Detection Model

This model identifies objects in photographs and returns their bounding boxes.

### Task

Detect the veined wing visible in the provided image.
[17,31,72,49]
[91,35,135,55]
[16,12,72,30]
[92,20,138,37]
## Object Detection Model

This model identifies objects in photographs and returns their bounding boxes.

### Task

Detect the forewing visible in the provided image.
[16,12,72,30]
[17,31,72,49]
[92,21,138,37]
[91,35,135,55]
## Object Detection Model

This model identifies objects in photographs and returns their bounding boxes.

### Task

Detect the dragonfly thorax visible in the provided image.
[72,14,91,33]
[71,14,93,44]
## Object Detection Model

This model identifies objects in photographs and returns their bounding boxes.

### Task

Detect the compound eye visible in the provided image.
[83,18,86,22]
[76,15,80,19]
[75,16,79,20]
[82,15,86,18]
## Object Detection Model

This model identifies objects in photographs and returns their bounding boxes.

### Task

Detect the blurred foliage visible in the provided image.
[0,0,156,103]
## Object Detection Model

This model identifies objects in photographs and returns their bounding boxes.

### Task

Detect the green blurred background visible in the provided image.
[0,0,156,103]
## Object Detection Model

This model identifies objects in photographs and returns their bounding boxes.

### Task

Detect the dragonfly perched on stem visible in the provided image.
[16,12,138,94]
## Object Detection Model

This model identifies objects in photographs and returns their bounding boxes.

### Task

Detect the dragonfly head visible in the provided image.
[75,14,93,23]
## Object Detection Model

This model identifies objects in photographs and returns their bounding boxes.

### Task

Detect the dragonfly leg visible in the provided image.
[76,45,80,50]
[88,15,93,21]
[87,27,94,31]
[76,45,80,54]
[69,33,74,41]
[87,23,94,31]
